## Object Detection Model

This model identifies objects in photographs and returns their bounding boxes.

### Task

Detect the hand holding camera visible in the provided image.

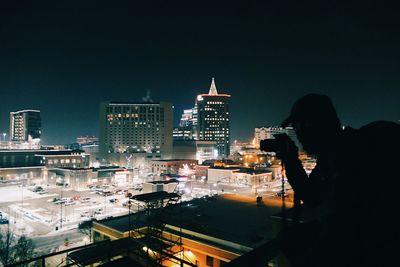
[259,133,298,162]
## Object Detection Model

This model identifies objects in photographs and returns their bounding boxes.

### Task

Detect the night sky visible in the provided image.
[0,0,399,144]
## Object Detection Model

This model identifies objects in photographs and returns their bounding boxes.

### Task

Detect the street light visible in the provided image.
[60,178,64,230]
[127,199,132,238]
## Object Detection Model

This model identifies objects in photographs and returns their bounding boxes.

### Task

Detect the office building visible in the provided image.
[196,78,231,158]
[179,108,194,127]
[99,101,173,158]
[173,126,194,141]
[10,110,41,141]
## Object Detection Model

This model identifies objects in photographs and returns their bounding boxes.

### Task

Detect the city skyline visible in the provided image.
[1,1,399,144]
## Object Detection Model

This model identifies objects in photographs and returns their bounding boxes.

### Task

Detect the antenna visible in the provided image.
[142,90,153,103]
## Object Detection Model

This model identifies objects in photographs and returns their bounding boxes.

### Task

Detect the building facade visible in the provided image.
[10,110,41,141]
[0,149,90,184]
[99,101,173,159]
[196,78,231,158]
[173,126,194,140]
[150,159,197,176]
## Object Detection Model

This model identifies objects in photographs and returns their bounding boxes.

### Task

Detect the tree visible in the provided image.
[0,228,37,266]
[78,219,96,243]
[0,226,14,266]
[12,235,37,265]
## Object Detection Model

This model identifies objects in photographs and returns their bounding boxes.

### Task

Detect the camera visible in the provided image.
[259,133,288,153]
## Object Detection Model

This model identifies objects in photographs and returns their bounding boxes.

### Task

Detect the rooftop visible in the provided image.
[147,180,180,185]
[68,238,141,266]
[107,101,163,106]
[151,159,197,162]
[95,194,282,248]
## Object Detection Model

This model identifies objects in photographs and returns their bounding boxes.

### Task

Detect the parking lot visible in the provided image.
[0,184,143,236]
[0,179,291,238]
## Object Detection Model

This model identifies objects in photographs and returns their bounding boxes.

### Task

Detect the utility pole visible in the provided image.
[128,200,132,238]
[21,181,24,219]
[60,178,64,230]
[254,172,258,196]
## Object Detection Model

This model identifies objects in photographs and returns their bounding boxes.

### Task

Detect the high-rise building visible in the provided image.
[196,78,231,158]
[99,101,173,157]
[9,110,41,141]
[179,108,194,127]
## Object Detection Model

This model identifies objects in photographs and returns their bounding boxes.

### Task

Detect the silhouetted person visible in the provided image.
[274,94,399,267]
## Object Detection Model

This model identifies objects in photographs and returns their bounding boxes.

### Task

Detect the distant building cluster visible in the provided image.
[0,78,314,191]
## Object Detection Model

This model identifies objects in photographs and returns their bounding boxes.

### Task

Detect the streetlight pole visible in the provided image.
[60,179,64,230]
[128,200,132,238]
[20,179,24,226]
[255,176,258,196]
[104,193,106,215]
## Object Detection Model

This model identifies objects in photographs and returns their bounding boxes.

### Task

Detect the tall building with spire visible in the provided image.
[195,78,231,158]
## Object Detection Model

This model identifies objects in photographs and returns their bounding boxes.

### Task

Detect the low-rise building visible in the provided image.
[150,159,197,176]
[48,166,131,190]
[207,167,272,186]
[37,151,90,169]
[0,149,90,184]
[173,140,217,164]
[89,194,282,267]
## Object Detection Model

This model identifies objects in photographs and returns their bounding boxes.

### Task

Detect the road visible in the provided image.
[32,229,85,255]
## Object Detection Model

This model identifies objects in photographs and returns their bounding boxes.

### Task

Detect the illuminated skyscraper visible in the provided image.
[99,101,173,156]
[10,110,41,141]
[196,78,231,158]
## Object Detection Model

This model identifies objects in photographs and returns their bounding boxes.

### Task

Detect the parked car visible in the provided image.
[64,200,76,206]
[71,195,81,201]
[80,197,91,203]
[115,190,124,195]
[32,186,44,192]
[132,184,143,191]
[109,198,118,203]
[104,191,113,196]
[0,217,9,224]
[54,198,68,204]
[94,209,103,215]
[80,211,90,217]
[52,197,61,202]
[0,212,8,224]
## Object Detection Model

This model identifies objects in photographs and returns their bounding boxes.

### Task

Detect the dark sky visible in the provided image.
[0,0,399,144]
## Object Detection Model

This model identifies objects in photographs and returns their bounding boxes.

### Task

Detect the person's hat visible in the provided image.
[281,94,338,127]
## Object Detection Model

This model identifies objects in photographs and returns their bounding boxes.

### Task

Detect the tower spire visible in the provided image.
[208,77,218,95]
